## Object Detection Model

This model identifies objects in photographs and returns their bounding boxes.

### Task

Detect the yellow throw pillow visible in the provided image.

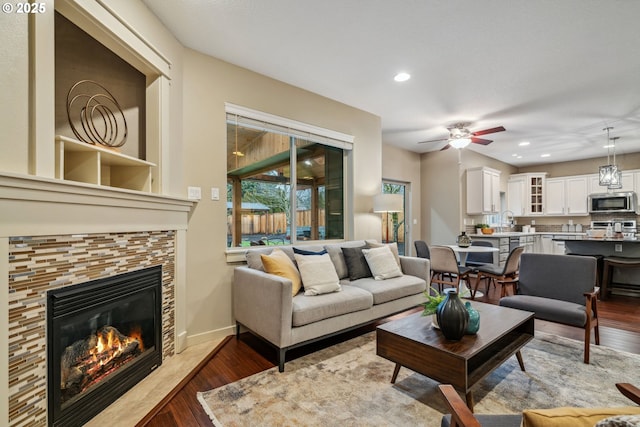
[261,249,302,296]
[522,406,640,427]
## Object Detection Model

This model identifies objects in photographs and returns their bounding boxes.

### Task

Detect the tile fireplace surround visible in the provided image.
[1,173,193,426]
[9,232,176,426]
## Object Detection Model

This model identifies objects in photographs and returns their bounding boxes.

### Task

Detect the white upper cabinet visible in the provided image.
[589,172,634,194]
[546,176,589,216]
[466,167,501,214]
[507,173,546,216]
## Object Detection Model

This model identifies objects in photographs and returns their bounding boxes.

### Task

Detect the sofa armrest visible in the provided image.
[399,256,431,284]
[233,266,293,348]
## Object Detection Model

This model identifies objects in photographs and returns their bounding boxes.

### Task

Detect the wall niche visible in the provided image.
[54,11,146,160]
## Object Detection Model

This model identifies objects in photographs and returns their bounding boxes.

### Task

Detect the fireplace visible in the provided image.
[46,266,163,426]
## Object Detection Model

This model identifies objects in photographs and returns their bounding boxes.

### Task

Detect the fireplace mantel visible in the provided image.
[1,172,193,426]
[0,172,193,237]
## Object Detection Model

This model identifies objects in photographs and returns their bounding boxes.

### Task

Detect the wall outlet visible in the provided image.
[615,244,623,252]
[531,220,535,225]
[187,186,202,200]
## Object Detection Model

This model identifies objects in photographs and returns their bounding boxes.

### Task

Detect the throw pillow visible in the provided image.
[522,406,640,427]
[341,246,372,281]
[294,253,341,296]
[596,415,640,427]
[293,247,328,256]
[261,249,302,296]
[365,240,402,269]
[362,245,403,280]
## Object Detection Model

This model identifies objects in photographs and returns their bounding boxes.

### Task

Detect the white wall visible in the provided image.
[181,50,383,344]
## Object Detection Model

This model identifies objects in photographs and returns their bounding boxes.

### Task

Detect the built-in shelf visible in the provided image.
[55,135,155,192]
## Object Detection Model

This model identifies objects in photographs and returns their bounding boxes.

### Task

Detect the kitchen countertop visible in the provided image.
[470,232,587,237]
[553,236,639,242]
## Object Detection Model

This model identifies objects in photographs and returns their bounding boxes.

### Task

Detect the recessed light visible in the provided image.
[603,144,614,148]
[519,141,530,146]
[512,154,518,157]
[517,155,523,159]
[394,72,411,82]
[541,154,550,158]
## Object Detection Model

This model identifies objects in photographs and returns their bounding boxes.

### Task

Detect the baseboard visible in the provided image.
[186,324,235,347]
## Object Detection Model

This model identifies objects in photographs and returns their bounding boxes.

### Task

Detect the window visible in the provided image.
[226,105,352,248]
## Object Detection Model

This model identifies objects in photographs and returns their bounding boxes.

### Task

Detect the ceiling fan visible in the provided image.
[418,123,506,150]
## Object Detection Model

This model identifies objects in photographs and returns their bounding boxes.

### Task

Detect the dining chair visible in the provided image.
[430,246,472,294]
[414,240,430,259]
[464,240,494,267]
[472,246,524,299]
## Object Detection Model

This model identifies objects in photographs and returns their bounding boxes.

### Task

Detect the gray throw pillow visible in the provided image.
[341,246,372,281]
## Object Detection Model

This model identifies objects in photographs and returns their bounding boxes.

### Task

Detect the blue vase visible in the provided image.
[436,289,469,341]
[465,301,480,335]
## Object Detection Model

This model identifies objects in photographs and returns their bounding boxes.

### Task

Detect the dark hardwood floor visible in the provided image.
[139,285,640,427]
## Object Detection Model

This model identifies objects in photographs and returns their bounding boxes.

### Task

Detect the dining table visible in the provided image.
[444,244,499,298]
[444,244,499,267]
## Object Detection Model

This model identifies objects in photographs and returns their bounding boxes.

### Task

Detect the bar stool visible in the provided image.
[601,256,640,300]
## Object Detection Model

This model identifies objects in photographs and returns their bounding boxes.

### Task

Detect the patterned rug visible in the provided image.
[197,331,640,426]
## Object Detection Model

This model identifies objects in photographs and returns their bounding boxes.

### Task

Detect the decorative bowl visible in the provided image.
[481,228,494,235]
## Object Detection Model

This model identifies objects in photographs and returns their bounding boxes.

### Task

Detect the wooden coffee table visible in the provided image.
[376,302,534,411]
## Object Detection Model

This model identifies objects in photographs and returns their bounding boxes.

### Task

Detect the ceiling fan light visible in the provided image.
[450,137,471,149]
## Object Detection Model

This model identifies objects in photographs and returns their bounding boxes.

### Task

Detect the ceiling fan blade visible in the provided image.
[440,144,451,151]
[471,126,505,137]
[471,137,493,145]
[418,137,448,144]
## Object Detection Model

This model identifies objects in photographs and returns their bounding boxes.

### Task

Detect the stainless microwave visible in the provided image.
[588,192,638,214]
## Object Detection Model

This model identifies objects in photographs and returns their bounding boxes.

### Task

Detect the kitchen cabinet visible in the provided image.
[589,172,634,194]
[466,167,500,214]
[507,173,546,216]
[545,176,589,216]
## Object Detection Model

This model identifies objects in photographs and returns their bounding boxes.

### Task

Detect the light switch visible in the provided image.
[211,187,220,201]
[187,186,201,200]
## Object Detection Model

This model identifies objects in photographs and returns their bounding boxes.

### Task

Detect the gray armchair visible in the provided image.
[498,253,599,363]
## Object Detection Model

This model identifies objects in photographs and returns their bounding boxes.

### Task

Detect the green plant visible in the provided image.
[421,286,445,316]
[476,223,490,229]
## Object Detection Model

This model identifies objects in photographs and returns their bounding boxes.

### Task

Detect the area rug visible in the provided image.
[197,332,640,426]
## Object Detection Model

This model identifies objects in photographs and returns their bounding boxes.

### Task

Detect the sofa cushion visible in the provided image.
[365,240,401,268]
[522,406,640,427]
[246,247,295,271]
[500,295,588,327]
[345,274,426,305]
[341,246,372,281]
[292,285,373,327]
[294,253,341,296]
[324,241,367,279]
[261,249,302,296]
[363,245,403,280]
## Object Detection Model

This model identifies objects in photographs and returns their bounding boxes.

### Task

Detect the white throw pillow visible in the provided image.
[362,245,403,280]
[294,253,342,296]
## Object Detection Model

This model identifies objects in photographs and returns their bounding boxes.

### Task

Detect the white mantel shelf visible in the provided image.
[0,172,194,237]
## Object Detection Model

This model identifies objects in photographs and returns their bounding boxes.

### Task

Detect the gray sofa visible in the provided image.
[233,240,430,371]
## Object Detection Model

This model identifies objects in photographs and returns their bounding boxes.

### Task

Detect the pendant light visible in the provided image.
[598,126,621,189]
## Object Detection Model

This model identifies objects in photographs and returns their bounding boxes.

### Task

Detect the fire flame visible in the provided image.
[88,327,143,373]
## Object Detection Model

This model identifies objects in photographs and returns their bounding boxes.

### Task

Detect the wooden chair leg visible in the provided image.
[584,326,591,364]
[472,274,483,299]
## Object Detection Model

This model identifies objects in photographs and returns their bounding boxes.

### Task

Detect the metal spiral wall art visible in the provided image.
[66,80,128,147]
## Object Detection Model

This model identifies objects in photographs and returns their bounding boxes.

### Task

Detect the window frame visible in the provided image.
[225,103,353,253]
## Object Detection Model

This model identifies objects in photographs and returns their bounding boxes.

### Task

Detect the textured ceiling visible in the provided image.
[143,0,640,167]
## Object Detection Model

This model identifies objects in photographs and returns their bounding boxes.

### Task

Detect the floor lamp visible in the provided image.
[373,193,403,243]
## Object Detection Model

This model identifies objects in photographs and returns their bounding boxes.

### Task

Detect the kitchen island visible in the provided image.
[554,237,640,297]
